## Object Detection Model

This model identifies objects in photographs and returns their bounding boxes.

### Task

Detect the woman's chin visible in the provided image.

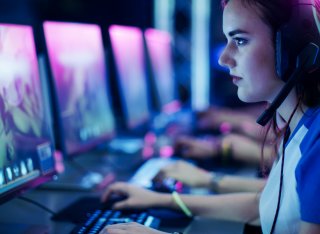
[237,91,262,103]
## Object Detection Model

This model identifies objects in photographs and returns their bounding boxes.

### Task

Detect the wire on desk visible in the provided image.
[68,158,91,174]
[18,196,57,216]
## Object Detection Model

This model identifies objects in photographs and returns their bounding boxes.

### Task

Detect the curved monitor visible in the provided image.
[43,21,115,156]
[0,24,56,204]
[144,28,179,112]
[109,25,150,130]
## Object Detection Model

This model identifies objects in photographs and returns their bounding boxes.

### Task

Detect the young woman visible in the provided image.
[99,0,320,233]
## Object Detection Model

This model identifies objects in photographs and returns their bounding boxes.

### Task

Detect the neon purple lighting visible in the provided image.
[142,146,154,159]
[144,28,177,112]
[44,21,115,154]
[109,25,149,129]
[159,145,174,158]
[144,132,157,145]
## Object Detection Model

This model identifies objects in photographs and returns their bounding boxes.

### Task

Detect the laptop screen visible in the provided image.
[109,25,150,130]
[0,24,55,203]
[43,21,115,156]
[144,28,178,112]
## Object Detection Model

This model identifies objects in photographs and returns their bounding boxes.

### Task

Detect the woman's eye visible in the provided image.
[233,37,248,46]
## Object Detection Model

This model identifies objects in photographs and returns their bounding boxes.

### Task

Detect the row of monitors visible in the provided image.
[0,22,177,204]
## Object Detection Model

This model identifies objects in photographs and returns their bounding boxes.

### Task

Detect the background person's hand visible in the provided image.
[101,182,161,210]
[197,106,237,130]
[99,222,169,234]
[158,160,212,188]
[174,136,221,159]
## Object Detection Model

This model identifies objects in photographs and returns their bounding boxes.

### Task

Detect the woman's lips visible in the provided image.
[231,75,242,85]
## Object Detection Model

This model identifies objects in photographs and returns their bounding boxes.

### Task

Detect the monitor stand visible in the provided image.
[39,159,114,192]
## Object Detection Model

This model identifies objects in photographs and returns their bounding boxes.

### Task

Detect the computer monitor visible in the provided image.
[144,28,180,113]
[0,24,56,204]
[43,21,115,157]
[108,25,150,131]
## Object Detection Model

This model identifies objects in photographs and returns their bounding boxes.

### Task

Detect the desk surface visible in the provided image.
[0,152,246,234]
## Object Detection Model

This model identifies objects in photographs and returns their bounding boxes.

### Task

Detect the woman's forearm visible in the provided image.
[155,192,260,224]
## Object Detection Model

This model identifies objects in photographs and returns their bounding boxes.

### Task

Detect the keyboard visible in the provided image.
[71,209,160,234]
[129,158,176,188]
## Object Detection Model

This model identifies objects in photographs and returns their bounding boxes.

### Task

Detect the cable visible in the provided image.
[18,196,57,216]
[269,97,300,234]
[68,158,91,174]
[270,126,291,234]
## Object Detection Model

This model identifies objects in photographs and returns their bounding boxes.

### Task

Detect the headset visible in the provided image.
[257,0,320,126]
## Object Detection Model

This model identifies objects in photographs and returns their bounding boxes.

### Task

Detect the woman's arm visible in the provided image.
[176,192,260,224]
[102,183,261,225]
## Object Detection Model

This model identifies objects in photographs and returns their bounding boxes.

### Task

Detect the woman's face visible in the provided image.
[218,0,284,103]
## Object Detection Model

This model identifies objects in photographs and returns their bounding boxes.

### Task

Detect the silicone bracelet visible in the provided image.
[172,191,193,217]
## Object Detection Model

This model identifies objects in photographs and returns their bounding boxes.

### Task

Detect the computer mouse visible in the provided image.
[151,177,183,193]
[102,193,128,208]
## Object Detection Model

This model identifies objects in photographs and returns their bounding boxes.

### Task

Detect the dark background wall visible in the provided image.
[0,0,242,107]
[0,0,153,52]
[0,0,153,26]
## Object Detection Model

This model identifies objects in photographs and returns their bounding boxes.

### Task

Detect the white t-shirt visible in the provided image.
[260,108,320,234]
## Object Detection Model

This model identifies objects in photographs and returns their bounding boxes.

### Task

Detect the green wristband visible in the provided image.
[172,191,193,217]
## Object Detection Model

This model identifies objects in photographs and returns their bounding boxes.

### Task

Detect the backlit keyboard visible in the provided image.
[71,209,160,234]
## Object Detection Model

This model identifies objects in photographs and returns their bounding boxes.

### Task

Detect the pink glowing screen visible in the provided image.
[109,25,150,129]
[43,21,115,155]
[0,24,55,199]
[144,28,176,111]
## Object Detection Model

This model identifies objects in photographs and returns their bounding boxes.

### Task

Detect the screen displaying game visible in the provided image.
[145,28,177,111]
[44,21,115,155]
[0,24,55,201]
[109,25,150,129]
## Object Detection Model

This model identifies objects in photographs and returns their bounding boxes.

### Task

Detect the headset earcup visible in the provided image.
[275,30,289,81]
[276,3,320,82]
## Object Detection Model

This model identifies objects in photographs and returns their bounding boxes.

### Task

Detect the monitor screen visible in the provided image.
[109,25,150,130]
[0,24,55,204]
[43,21,115,156]
[144,28,178,112]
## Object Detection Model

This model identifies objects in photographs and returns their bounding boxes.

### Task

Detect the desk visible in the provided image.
[0,189,244,234]
[0,152,246,233]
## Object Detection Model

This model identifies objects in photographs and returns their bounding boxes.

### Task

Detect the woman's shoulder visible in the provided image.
[302,106,320,129]
[295,107,320,153]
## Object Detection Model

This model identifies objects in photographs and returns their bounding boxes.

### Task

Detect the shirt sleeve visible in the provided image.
[296,138,320,223]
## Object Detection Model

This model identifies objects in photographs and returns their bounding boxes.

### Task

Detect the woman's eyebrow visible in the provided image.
[228,29,249,37]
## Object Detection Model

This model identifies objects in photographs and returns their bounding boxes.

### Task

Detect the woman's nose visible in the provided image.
[218,45,235,69]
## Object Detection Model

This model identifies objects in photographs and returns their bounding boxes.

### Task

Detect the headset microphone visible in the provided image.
[257,42,320,126]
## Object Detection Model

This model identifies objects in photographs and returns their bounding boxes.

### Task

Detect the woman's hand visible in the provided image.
[101,182,162,210]
[158,160,212,188]
[99,222,170,234]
